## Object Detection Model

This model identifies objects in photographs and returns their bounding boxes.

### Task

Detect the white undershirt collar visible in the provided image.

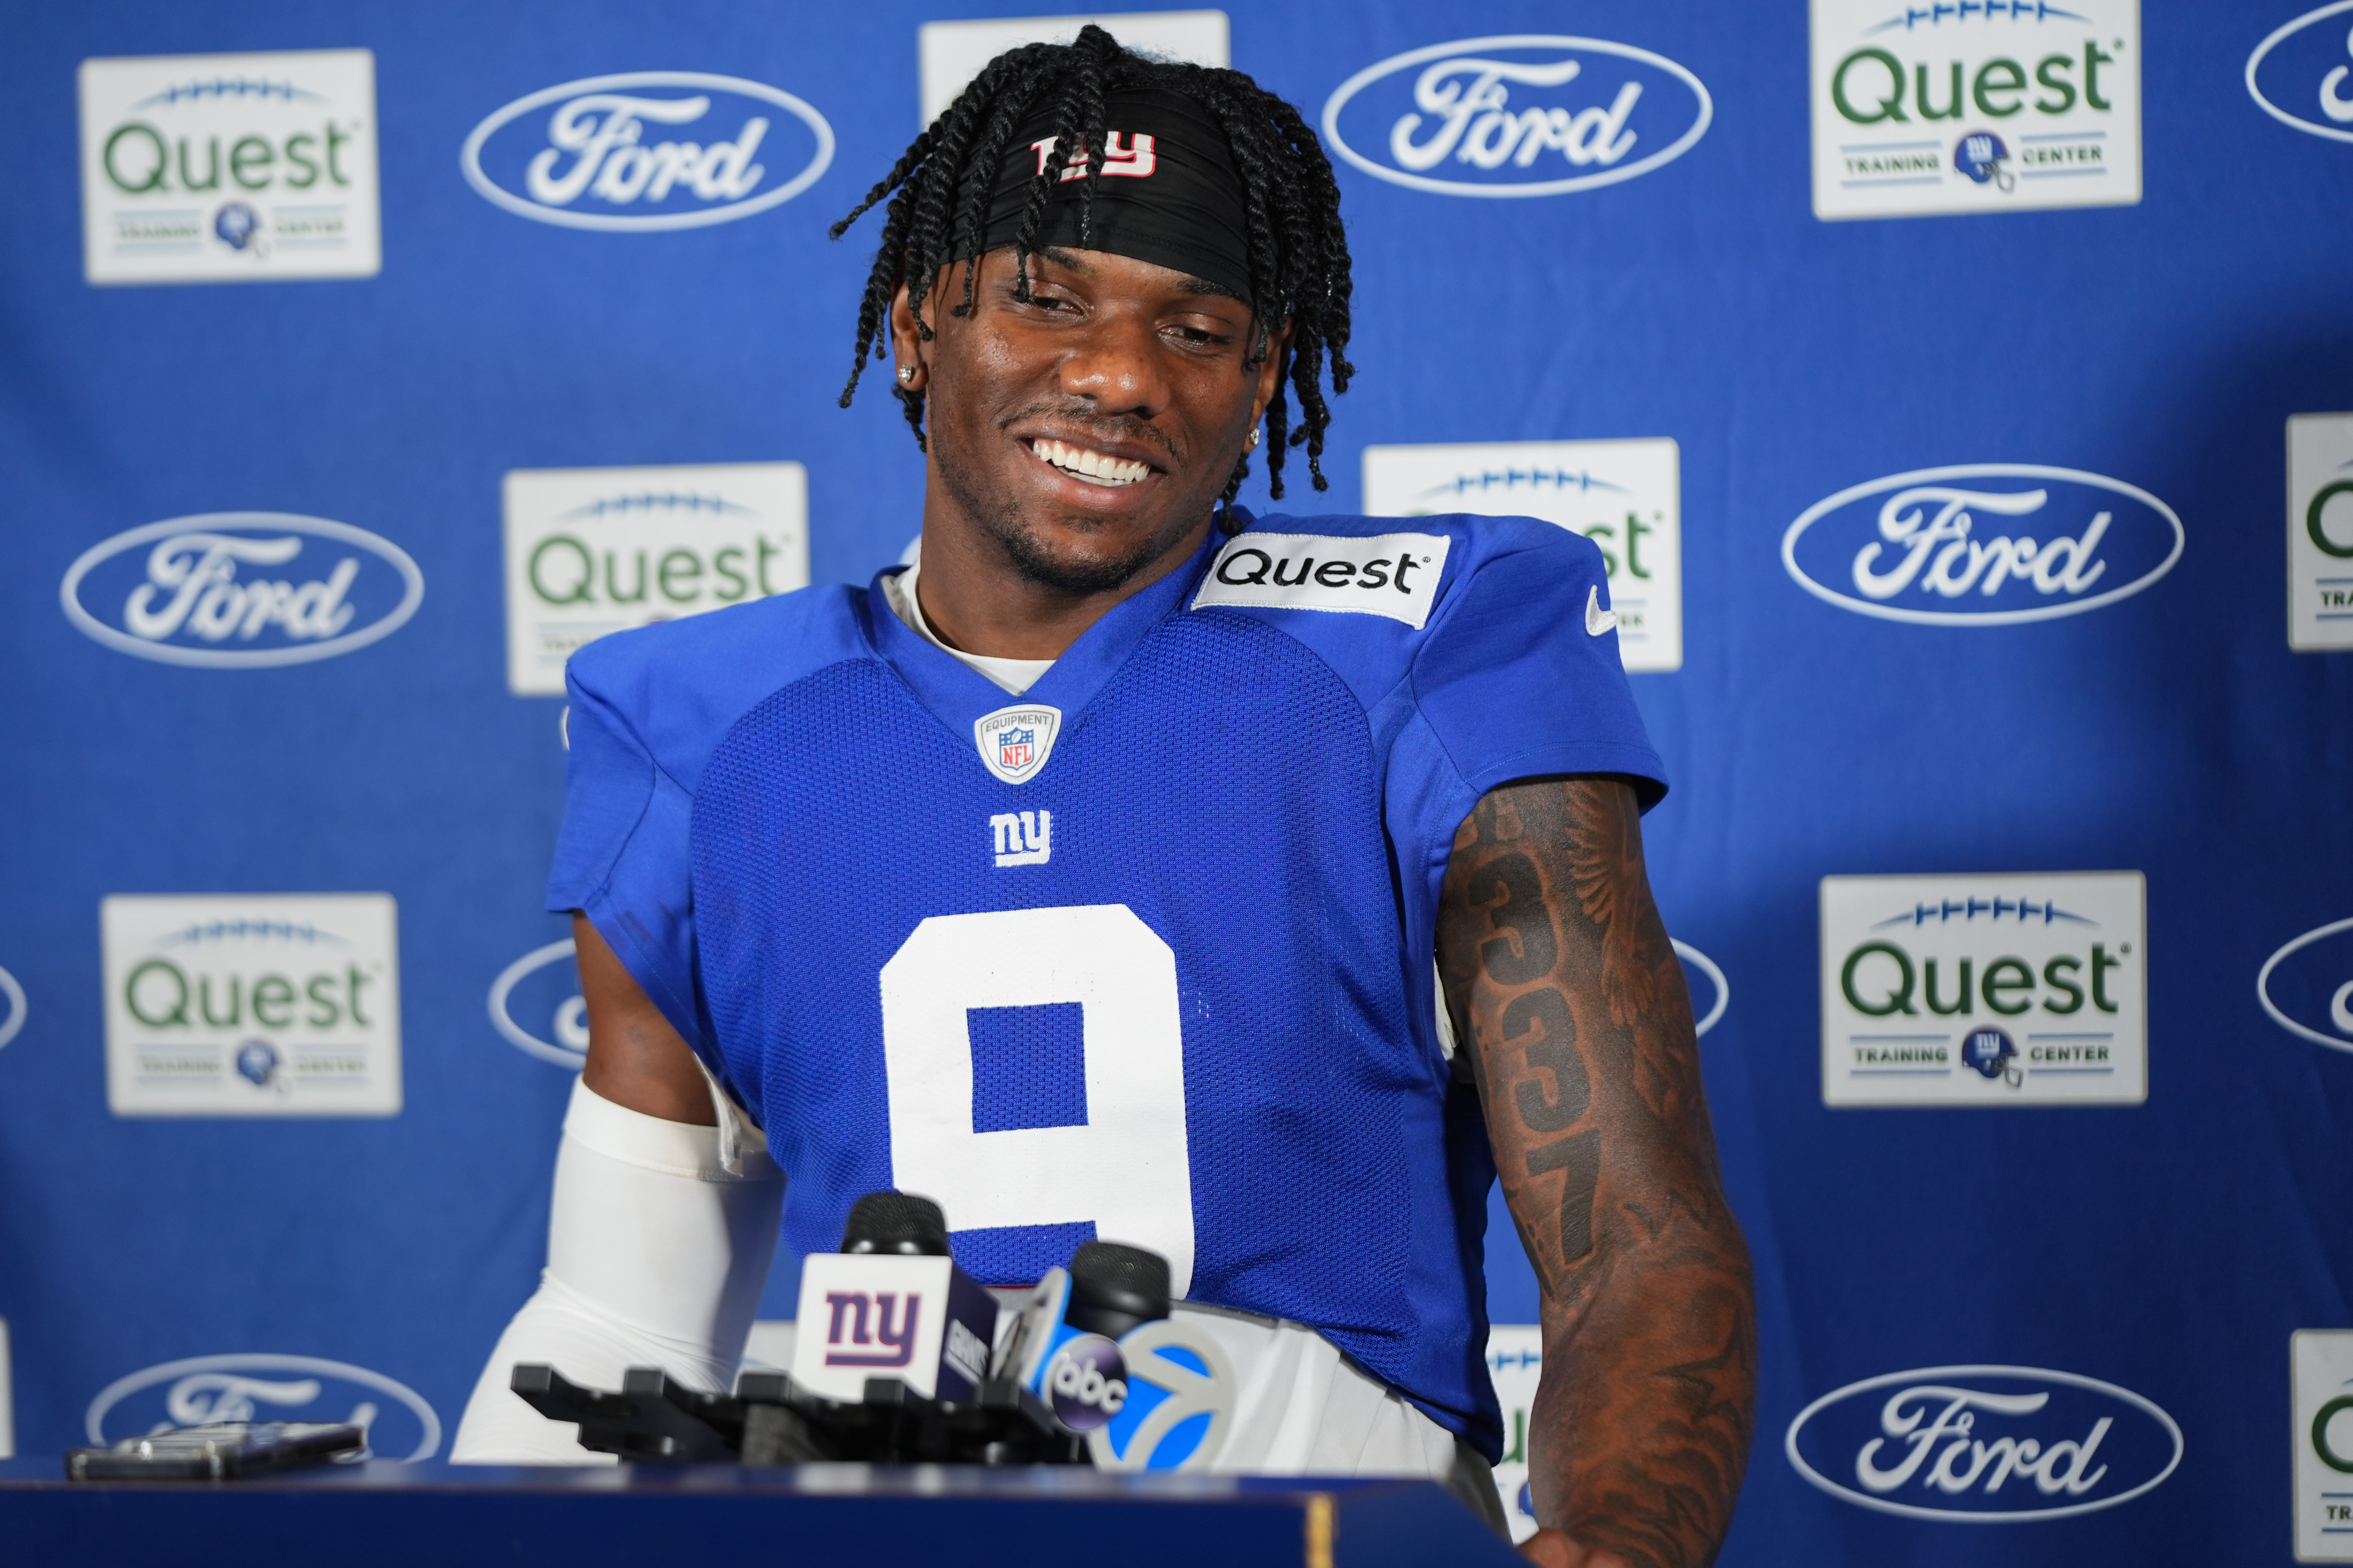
[881,542,1055,697]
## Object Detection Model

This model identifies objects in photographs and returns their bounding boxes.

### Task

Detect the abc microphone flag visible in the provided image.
[1000,1239,1237,1470]
[789,1191,999,1404]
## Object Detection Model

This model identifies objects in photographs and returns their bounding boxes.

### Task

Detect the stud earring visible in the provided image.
[1245,427,1260,450]
[898,366,916,383]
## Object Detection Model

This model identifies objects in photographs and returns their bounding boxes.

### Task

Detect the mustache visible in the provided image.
[998,400,1179,464]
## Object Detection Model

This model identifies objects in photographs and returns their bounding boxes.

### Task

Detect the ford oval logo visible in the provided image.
[1783,465,2182,626]
[0,962,23,1051]
[462,71,834,231]
[489,937,587,1068]
[2247,2,2353,143]
[1321,35,1711,198]
[1673,940,1729,1037]
[1786,1365,2181,1521]
[87,1352,441,1461]
[61,513,424,668]
[2259,917,2353,1052]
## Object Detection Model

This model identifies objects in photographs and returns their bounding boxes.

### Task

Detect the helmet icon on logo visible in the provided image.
[1954,133,2014,193]
[1961,1026,2021,1088]
[235,1039,282,1089]
[213,201,262,252]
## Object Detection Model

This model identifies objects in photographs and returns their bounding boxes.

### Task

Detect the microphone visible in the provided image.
[788,1191,1000,1404]
[997,1239,1237,1470]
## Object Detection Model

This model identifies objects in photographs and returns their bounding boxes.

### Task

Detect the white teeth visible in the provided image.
[1032,438,1149,487]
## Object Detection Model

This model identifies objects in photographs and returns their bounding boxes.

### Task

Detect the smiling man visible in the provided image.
[452,27,1753,1568]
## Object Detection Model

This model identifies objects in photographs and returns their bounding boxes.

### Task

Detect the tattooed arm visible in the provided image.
[1437,777,1756,1568]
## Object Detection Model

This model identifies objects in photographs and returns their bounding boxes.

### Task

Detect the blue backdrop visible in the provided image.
[4,1,2351,1561]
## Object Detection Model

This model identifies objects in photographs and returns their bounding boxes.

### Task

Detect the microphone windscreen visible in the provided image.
[841,1190,950,1255]
[1065,1240,1171,1339]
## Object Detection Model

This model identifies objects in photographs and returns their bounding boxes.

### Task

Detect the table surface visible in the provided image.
[0,1457,1525,1567]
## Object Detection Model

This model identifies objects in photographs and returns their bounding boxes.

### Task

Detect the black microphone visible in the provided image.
[842,1190,951,1256]
[1064,1240,1171,1339]
[789,1189,998,1404]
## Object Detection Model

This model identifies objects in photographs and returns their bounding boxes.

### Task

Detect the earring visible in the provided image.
[1245,426,1260,450]
[898,366,916,383]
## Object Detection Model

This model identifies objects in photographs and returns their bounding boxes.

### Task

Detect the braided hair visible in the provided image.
[829,24,1353,524]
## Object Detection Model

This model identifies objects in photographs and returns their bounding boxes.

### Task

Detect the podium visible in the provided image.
[0,1457,1521,1566]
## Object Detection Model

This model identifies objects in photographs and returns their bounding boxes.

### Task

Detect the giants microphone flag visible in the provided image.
[789,1192,999,1404]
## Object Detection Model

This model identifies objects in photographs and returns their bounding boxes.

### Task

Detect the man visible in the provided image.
[454,28,1755,1568]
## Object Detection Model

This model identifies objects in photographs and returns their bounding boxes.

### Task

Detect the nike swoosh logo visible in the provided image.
[1584,584,1618,637]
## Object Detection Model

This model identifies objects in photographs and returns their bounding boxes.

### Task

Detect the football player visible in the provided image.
[454,27,1755,1568]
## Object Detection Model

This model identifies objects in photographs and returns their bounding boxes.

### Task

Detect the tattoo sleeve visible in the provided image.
[1438,777,1756,1568]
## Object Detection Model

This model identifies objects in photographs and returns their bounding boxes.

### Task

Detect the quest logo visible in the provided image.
[2259,918,2353,1054]
[1786,1365,2181,1521]
[488,937,587,1068]
[78,49,381,285]
[2294,1331,2353,1557]
[1364,438,1684,670]
[462,72,833,231]
[1783,465,2181,626]
[1820,872,2145,1107]
[102,894,402,1118]
[1321,35,1711,198]
[504,462,807,695]
[1809,0,2142,220]
[2248,2,2353,143]
[87,1353,439,1461]
[1485,1324,1546,1544]
[62,513,422,668]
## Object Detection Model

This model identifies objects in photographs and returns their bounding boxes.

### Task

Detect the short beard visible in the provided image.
[936,430,1206,595]
[989,507,1199,595]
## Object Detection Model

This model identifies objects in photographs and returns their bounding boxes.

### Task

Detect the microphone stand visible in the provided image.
[510,1364,1089,1466]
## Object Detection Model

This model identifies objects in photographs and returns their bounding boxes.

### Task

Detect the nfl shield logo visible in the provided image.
[972,705,1062,785]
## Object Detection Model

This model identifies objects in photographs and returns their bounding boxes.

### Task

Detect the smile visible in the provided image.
[1030,437,1153,488]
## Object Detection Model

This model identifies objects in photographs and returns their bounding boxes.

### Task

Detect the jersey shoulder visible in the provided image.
[1187,508,1610,692]
[564,585,873,792]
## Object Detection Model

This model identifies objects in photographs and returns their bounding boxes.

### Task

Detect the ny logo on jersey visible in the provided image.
[992,810,1052,867]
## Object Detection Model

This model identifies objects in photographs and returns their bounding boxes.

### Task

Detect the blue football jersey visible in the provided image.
[546,508,1666,1457]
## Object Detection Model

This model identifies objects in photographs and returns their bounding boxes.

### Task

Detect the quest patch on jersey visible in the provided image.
[1191,531,1451,628]
[975,704,1062,786]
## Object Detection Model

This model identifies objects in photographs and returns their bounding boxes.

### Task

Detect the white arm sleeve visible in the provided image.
[449,1076,784,1464]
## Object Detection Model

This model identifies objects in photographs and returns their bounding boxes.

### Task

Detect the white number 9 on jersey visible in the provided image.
[879,904,1195,1296]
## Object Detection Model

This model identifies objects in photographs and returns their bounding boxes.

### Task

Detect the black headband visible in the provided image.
[950,89,1260,305]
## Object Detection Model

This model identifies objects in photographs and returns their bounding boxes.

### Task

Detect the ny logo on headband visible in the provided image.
[1032,132,1157,181]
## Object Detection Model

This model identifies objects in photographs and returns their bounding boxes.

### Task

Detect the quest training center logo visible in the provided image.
[1321,34,1711,198]
[916,12,1230,125]
[101,894,402,1118]
[1363,438,1683,672]
[87,1353,439,1461]
[1783,464,2181,626]
[2288,412,2353,651]
[488,936,587,1069]
[2260,917,2353,1055]
[1819,872,2145,1107]
[2294,1331,2353,1559]
[503,462,808,695]
[1809,0,2142,221]
[2248,1,2353,144]
[463,72,833,231]
[1487,1324,1545,1544]
[62,512,422,668]
[1786,1365,2181,1522]
[77,48,381,285]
